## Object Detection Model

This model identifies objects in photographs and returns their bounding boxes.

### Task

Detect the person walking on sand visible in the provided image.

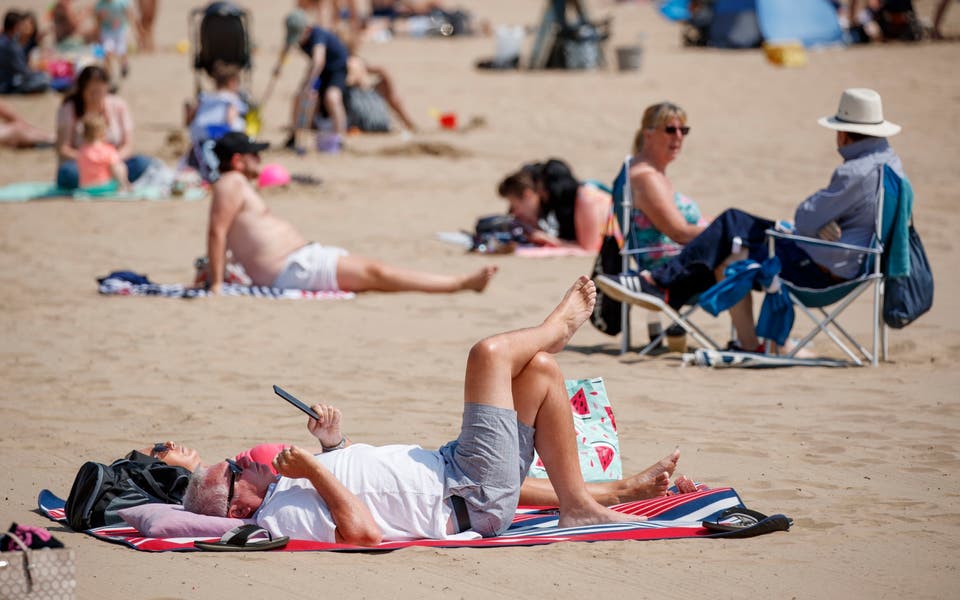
[184,277,649,543]
[205,132,497,295]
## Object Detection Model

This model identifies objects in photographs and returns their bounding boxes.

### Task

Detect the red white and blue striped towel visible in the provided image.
[37,487,764,553]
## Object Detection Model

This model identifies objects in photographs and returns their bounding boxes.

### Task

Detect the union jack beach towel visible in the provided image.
[37,487,781,553]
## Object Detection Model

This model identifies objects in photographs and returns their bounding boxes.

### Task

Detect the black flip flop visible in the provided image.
[194,524,289,551]
[702,507,793,538]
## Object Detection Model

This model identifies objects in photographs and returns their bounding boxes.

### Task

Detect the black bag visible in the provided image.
[590,231,623,335]
[547,21,609,70]
[883,223,933,328]
[64,452,191,530]
[345,87,391,133]
[471,215,528,251]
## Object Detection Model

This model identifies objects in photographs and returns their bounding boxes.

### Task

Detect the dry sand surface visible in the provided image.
[1,0,959,598]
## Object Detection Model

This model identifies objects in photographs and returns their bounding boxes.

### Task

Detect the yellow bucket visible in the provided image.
[763,41,807,67]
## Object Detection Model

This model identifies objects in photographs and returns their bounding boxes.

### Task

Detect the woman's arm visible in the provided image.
[630,168,704,244]
[54,103,79,161]
[112,96,136,159]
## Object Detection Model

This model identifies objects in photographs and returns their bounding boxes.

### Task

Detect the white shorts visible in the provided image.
[272,243,348,291]
[100,28,128,55]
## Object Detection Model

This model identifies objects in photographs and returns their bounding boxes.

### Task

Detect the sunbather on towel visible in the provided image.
[184,277,658,544]
[206,131,496,295]
[141,432,680,508]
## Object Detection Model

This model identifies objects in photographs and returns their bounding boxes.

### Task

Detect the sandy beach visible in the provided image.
[1,0,959,597]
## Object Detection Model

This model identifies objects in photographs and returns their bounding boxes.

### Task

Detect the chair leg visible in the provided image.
[619,301,631,355]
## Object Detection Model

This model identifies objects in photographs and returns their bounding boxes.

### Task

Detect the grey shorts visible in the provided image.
[437,403,535,537]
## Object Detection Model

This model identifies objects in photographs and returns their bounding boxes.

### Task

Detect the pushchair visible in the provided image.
[184,2,256,180]
[189,1,253,96]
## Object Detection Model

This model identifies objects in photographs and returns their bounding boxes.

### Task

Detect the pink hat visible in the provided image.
[258,163,291,188]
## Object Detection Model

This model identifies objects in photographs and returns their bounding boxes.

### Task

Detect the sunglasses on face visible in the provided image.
[151,442,169,457]
[664,126,691,136]
[225,458,244,510]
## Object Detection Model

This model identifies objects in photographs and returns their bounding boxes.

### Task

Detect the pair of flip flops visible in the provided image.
[194,525,289,552]
[701,507,793,538]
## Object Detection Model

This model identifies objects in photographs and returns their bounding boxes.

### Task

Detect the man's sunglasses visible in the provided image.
[664,126,691,136]
[225,458,244,511]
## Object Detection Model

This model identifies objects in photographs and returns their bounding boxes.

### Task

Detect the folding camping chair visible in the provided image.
[605,156,723,356]
[762,164,906,366]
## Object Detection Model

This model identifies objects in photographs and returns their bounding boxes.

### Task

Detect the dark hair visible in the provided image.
[63,65,111,118]
[499,159,580,241]
[844,131,874,143]
[539,159,579,241]
[497,166,538,199]
[18,10,39,52]
[3,10,22,34]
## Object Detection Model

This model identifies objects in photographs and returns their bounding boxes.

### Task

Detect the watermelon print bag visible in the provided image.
[527,378,622,482]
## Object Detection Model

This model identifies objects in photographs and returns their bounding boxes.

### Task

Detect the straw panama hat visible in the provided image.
[818,88,901,137]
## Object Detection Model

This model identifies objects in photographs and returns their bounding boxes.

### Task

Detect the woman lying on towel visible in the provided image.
[497,159,612,252]
[136,421,695,509]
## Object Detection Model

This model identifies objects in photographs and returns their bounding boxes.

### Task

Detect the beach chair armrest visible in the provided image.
[764,229,882,256]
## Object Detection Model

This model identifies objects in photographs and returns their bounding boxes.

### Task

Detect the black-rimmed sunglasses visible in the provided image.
[151,442,169,457]
[225,458,244,510]
[664,126,691,136]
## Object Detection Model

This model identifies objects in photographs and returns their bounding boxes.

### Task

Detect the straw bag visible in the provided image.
[0,533,76,599]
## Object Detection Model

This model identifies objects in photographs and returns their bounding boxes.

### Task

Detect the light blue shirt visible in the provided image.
[794,137,905,280]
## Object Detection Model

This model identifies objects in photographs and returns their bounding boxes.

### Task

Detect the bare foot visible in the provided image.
[612,449,680,503]
[542,276,596,353]
[559,503,647,529]
[462,265,498,292]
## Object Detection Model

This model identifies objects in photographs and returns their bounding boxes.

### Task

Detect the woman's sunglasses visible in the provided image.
[664,126,691,136]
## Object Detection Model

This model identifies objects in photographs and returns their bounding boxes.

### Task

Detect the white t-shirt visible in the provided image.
[254,444,453,542]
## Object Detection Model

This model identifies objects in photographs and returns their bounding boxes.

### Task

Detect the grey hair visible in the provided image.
[182,466,230,517]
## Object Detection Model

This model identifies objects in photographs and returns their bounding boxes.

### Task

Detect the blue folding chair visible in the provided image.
[762,164,909,366]
[607,156,723,355]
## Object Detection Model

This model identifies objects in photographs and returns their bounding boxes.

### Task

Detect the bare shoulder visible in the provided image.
[211,172,249,209]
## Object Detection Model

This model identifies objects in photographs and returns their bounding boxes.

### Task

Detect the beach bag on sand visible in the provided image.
[64,452,190,530]
[590,216,623,336]
[345,87,391,133]
[0,530,75,599]
[471,215,529,252]
[528,378,622,482]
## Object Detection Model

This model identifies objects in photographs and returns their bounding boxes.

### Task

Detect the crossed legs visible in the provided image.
[463,276,644,527]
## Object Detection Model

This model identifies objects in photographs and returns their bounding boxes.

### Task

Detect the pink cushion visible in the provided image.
[118,503,251,538]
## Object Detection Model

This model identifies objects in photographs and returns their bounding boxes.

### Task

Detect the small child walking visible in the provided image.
[77,114,130,190]
[95,0,139,81]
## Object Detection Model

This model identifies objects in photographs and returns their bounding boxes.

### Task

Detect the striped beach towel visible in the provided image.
[37,487,785,553]
[97,275,355,300]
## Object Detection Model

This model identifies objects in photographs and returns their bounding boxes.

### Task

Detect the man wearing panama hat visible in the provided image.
[596,88,908,352]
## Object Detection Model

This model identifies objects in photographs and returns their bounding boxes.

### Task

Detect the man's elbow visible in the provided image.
[339,525,382,546]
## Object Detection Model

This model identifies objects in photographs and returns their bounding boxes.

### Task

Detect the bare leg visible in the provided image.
[464,277,643,527]
[335,255,496,293]
[933,0,950,39]
[137,0,157,52]
[370,66,418,132]
[324,87,347,135]
[519,448,679,506]
[0,122,54,148]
